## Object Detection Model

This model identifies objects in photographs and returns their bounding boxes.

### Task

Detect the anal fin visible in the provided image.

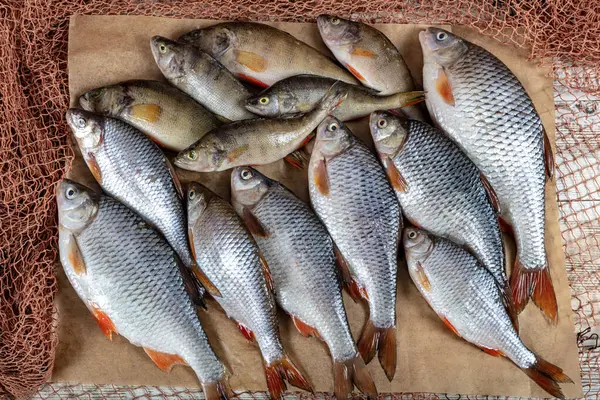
[292,315,320,339]
[480,173,500,214]
[237,323,255,342]
[144,347,187,372]
[91,305,117,340]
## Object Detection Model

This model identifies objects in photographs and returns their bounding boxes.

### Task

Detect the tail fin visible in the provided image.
[357,319,397,381]
[264,354,313,399]
[521,356,573,398]
[333,355,377,400]
[393,91,426,109]
[510,258,558,324]
[201,376,234,400]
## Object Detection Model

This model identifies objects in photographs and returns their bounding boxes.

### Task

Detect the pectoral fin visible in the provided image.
[226,144,250,163]
[65,234,86,275]
[313,158,330,196]
[383,157,408,192]
[435,67,455,106]
[87,152,102,184]
[235,50,267,72]
[242,208,269,237]
[350,47,377,58]
[128,104,162,123]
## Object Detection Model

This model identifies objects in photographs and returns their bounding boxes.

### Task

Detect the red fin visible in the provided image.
[333,356,377,400]
[378,326,397,381]
[201,377,234,400]
[522,356,573,398]
[284,148,308,169]
[313,158,330,196]
[543,128,555,181]
[235,50,267,72]
[357,319,377,364]
[499,216,515,240]
[292,315,320,338]
[435,67,455,106]
[415,261,431,293]
[264,355,313,399]
[383,157,408,192]
[395,91,426,108]
[242,208,269,237]
[259,252,275,292]
[480,173,500,214]
[510,258,558,324]
[334,246,365,302]
[144,348,187,372]
[192,266,222,298]
[299,134,314,148]
[345,64,366,82]
[91,306,117,340]
[66,235,86,275]
[350,47,377,58]
[441,317,460,336]
[478,346,504,357]
[237,323,255,342]
[87,152,102,184]
[237,73,268,88]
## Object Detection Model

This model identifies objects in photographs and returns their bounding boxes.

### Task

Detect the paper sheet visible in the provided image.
[57,15,582,397]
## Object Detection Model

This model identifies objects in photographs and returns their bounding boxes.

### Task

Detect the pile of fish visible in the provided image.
[60,16,573,400]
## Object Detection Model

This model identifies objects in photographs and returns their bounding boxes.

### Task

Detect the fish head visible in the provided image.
[370,111,409,156]
[230,166,270,209]
[186,182,214,226]
[66,108,104,152]
[79,85,127,116]
[150,36,187,80]
[174,139,227,172]
[314,116,353,159]
[245,88,283,117]
[418,28,467,67]
[317,15,360,47]
[56,179,99,234]
[403,227,434,264]
[179,26,233,59]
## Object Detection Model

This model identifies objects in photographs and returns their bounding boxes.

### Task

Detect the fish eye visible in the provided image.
[187,150,198,160]
[90,89,102,98]
[188,189,196,200]
[408,230,417,239]
[377,118,388,128]
[327,122,339,132]
[76,116,87,128]
[259,97,269,105]
[436,31,448,41]
[159,43,167,53]
[331,17,340,25]
[240,168,253,180]
[65,186,78,199]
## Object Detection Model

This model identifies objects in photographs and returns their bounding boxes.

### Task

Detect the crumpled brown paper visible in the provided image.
[55,15,582,397]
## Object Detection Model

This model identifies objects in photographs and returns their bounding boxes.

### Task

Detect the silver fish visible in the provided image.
[308,116,402,381]
[403,228,573,398]
[57,179,230,399]
[186,183,312,399]
[230,167,377,399]
[420,27,557,323]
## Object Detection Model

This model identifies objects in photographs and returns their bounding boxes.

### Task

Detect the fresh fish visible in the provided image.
[56,179,231,399]
[419,27,557,323]
[79,80,222,152]
[230,167,377,399]
[308,116,402,381]
[245,75,424,121]
[186,183,312,399]
[403,228,573,398]
[370,112,517,328]
[178,22,358,88]
[173,83,348,172]
[151,36,255,121]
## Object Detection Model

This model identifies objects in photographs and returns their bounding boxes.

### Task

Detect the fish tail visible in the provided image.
[201,376,234,400]
[521,355,573,398]
[357,320,397,381]
[264,354,313,399]
[393,90,426,109]
[510,257,558,324]
[333,355,378,400]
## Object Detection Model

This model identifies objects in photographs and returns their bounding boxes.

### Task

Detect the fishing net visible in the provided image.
[1,0,598,398]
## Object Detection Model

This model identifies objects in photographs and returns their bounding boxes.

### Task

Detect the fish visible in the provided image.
[56,179,231,399]
[245,75,424,121]
[230,167,377,399]
[308,116,402,381]
[173,83,348,172]
[150,36,255,122]
[178,22,358,88]
[186,182,312,399]
[370,112,517,329]
[79,80,222,152]
[419,27,558,323]
[403,227,573,398]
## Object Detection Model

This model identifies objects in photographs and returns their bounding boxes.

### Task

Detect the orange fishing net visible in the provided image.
[1,0,599,398]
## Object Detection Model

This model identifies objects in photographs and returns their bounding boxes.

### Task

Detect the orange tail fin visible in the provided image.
[333,355,377,400]
[521,356,573,399]
[510,258,558,324]
[357,319,397,381]
[264,355,313,399]
[201,376,234,400]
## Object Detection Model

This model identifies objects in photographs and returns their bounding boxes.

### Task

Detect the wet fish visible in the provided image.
[186,182,312,399]
[57,179,231,399]
[403,228,573,398]
[151,36,255,121]
[370,112,517,329]
[230,167,377,399]
[79,80,222,152]
[173,83,348,172]
[420,27,558,323]
[308,116,402,381]
[178,22,358,88]
[245,75,424,121]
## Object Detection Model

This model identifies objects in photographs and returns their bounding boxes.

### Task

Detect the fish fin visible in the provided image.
[264,355,313,399]
[179,261,206,308]
[334,246,364,302]
[242,208,269,237]
[201,377,234,400]
[478,346,504,357]
[415,261,431,292]
[91,305,117,340]
[237,323,255,342]
[166,159,184,199]
[237,73,269,88]
[501,284,520,333]
[345,63,366,83]
[192,265,222,298]
[521,356,573,399]
[543,128,555,181]
[258,252,275,292]
[143,348,187,372]
[357,319,378,364]
[334,355,377,400]
[441,317,460,337]
[299,133,315,148]
[394,91,427,108]
[313,158,330,196]
[350,47,377,58]
[87,152,102,184]
[66,235,86,275]
[435,67,455,106]
[291,315,320,339]
[284,149,308,169]
[498,216,515,240]
[378,326,397,381]
[128,104,162,123]
[480,173,500,214]
[235,50,267,72]
[510,258,558,324]
[383,156,408,192]
[226,144,250,163]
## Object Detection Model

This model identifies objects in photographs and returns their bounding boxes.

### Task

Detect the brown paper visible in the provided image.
[56,15,582,397]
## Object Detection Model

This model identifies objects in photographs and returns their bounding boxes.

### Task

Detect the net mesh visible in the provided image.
[0,0,598,398]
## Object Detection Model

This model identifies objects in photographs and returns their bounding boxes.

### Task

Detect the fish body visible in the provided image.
[56,180,230,399]
[403,228,572,398]
[419,27,557,323]
[230,167,377,399]
[308,116,402,381]
[151,36,254,121]
[187,183,311,399]
[178,22,358,87]
[245,75,424,121]
[173,84,348,172]
[79,80,222,151]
